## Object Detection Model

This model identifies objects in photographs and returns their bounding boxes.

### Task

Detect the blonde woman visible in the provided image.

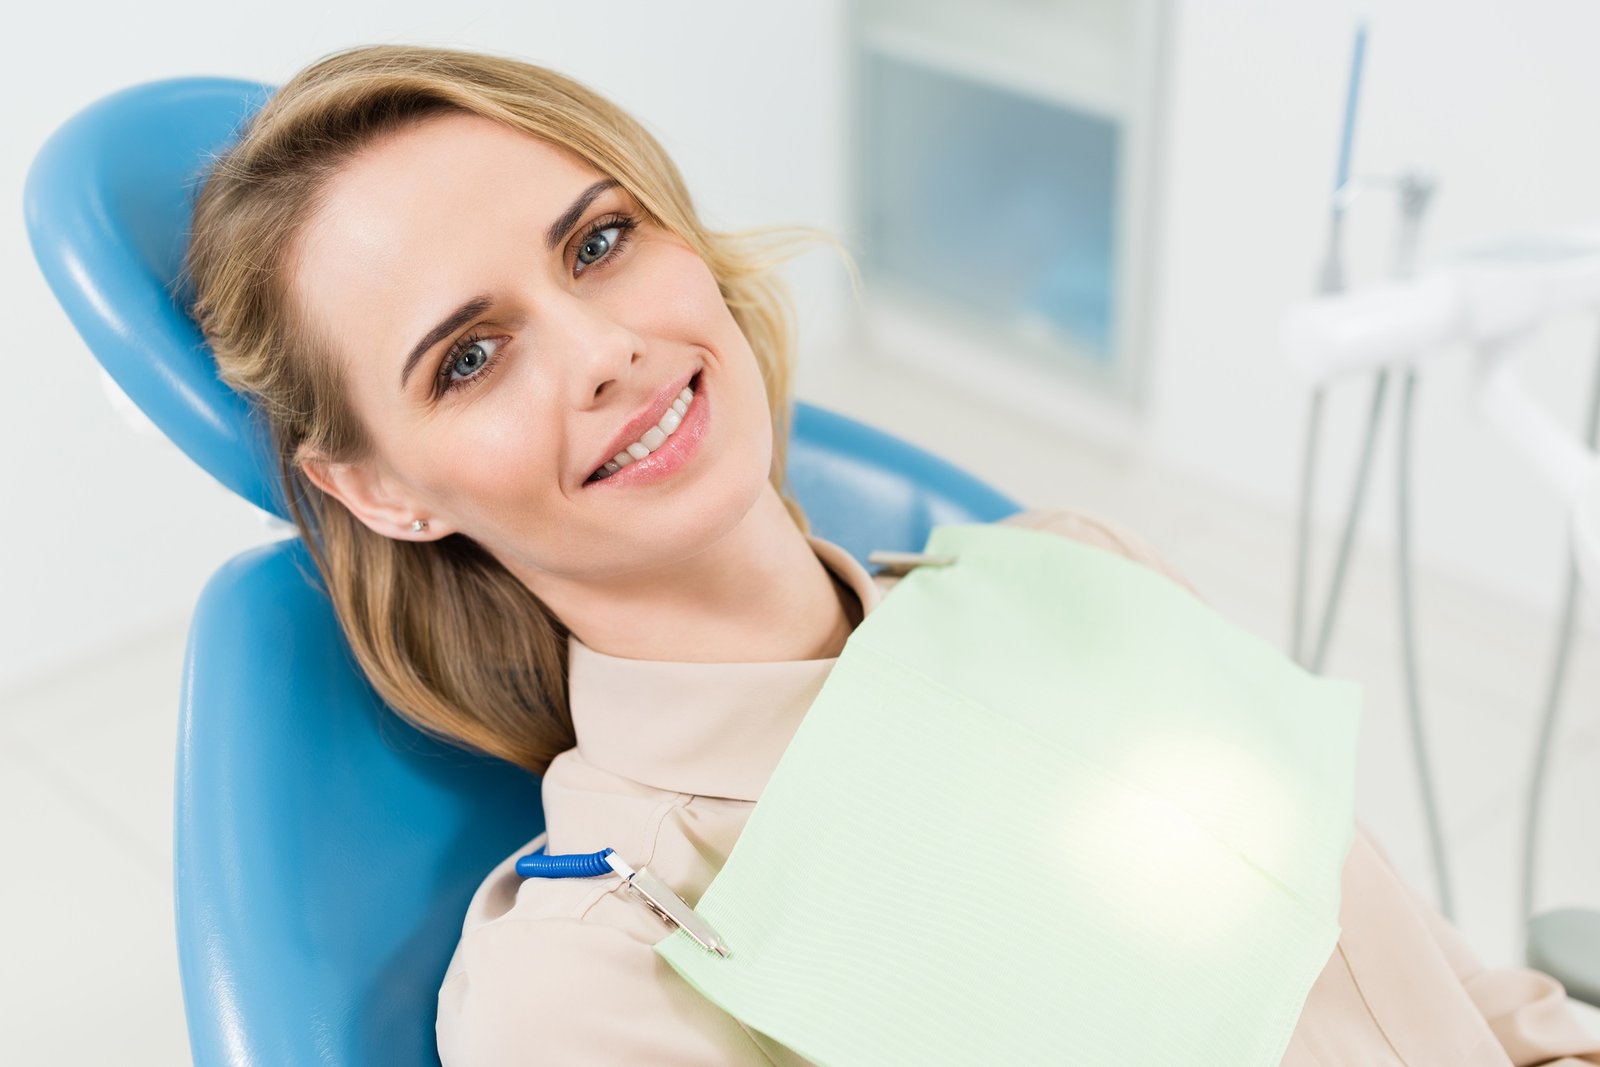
[184,43,1600,1067]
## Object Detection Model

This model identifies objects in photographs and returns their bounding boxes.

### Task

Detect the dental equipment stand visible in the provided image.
[1291,23,1459,921]
[1286,236,1600,1002]
[1465,241,1600,1004]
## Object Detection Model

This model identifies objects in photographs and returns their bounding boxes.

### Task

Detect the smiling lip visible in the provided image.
[585,368,699,483]
[582,370,708,490]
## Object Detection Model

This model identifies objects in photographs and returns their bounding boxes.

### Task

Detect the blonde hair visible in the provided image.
[185,44,859,775]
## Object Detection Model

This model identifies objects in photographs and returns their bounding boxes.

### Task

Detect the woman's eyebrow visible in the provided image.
[398,179,622,391]
[544,178,619,251]
[400,294,493,390]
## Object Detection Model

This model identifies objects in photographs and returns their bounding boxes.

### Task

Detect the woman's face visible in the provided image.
[289,110,775,587]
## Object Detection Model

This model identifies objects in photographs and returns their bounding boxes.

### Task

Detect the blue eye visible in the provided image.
[450,337,496,380]
[572,212,637,275]
[436,334,502,396]
[576,224,622,269]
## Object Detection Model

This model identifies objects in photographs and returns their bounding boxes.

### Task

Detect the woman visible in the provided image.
[185,43,1600,1067]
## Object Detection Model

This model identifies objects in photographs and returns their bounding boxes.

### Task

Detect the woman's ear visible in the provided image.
[295,445,447,541]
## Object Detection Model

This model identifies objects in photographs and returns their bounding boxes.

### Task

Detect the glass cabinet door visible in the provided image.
[847,0,1168,421]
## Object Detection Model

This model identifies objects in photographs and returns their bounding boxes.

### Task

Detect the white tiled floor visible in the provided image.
[6,354,1600,1062]
[1,627,192,1063]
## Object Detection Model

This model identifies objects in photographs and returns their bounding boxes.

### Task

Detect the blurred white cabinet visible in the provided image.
[846,0,1170,437]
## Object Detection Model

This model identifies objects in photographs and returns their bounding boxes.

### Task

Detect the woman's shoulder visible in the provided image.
[437,834,776,1065]
[437,901,771,1065]
[870,506,1203,602]
[991,506,1204,601]
[993,505,1164,562]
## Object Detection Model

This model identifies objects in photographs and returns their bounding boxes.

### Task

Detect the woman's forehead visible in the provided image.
[328,111,610,228]
[293,111,619,295]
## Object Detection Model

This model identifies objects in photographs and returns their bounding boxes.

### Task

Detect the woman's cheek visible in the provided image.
[418,409,544,508]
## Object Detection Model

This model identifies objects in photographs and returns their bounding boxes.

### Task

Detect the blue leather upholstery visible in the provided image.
[26,77,1022,1066]
[25,78,284,518]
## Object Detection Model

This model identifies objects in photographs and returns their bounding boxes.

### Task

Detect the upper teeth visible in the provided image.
[592,382,696,480]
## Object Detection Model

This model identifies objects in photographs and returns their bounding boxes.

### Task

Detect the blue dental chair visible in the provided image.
[24,78,1022,1066]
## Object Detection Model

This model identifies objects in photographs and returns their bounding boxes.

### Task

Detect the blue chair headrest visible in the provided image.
[25,77,288,518]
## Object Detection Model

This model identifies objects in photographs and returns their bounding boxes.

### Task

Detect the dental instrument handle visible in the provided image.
[1319,20,1368,296]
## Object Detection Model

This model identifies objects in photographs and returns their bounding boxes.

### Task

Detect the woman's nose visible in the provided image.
[543,288,646,405]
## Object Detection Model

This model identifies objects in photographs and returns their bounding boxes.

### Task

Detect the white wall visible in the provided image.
[6,0,1598,692]
[1149,0,1600,620]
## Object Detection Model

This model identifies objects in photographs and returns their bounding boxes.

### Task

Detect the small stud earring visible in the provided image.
[411,519,429,533]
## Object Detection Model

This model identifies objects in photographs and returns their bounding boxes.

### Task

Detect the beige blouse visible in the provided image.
[436,507,1600,1066]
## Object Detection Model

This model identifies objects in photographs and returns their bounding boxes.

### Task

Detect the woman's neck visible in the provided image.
[521,485,859,663]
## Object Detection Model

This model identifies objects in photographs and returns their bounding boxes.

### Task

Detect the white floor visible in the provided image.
[5,353,1600,1063]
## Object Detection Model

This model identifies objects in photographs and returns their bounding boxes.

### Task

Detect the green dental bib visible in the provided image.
[656,522,1362,1066]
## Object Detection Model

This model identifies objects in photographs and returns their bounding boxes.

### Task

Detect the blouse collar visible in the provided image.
[564,534,884,802]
